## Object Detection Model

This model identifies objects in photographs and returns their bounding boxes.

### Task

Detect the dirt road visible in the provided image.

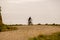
[0,25,60,40]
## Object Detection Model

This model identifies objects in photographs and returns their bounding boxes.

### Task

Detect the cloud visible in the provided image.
[7,0,46,4]
[1,0,60,24]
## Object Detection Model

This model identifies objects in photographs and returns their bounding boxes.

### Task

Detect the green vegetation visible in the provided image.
[45,23,60,26]
[29,32,60,40]
[37,23,41,25]
[0,25,17,32]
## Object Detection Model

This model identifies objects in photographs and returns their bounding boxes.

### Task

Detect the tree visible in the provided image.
[0,6,3,27]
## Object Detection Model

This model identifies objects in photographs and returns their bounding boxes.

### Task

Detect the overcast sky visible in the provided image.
[0,0,60,24]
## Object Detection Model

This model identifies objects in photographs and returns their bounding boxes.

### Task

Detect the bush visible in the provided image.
[0,26,2,32]
[0,25,17,32]
[45,23,48,25]
[37,23,41,25]
[29,32,60,40]
[52,23,55,25]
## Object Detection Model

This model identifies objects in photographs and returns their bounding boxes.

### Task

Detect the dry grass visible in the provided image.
[0,25,60,40]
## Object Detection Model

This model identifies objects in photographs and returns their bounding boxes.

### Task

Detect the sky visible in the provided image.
[0,0,60,24]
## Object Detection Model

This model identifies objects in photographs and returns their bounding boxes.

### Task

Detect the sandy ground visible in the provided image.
[0,25,60,40]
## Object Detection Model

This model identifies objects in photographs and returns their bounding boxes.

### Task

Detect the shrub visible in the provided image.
[45,23,48,25]
[29,32,60,40]
[37,23,41,25]
[0,25,17,32]
[52,23,55,25]
[0,26,2,32]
